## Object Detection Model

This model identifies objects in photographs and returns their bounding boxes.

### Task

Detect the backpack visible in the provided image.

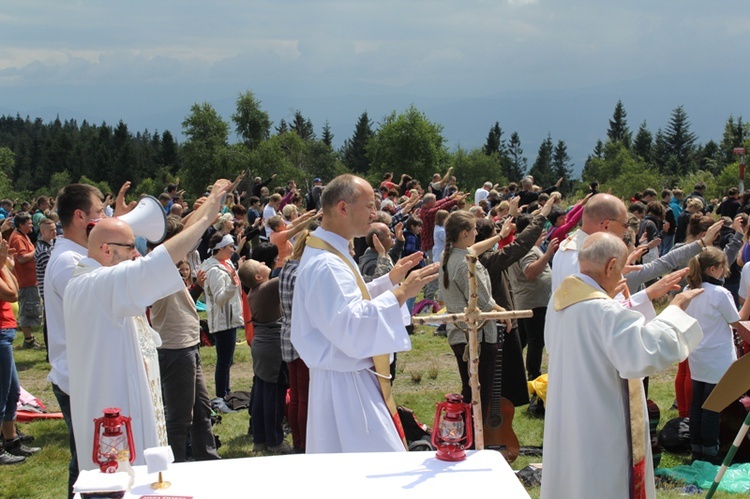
[397,405,433,451]
[199,319,215,347]
[658,417,691,453]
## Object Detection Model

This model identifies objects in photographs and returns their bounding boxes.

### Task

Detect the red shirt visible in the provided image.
[0,301,16,329]
[420,197,457,251]
[8,230,36,288]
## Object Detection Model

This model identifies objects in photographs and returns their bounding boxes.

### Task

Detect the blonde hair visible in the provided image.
[282,204,298,220]
[686,246,728,289]
[212,213,233,231]
[685,197,704,212]
[290,229,312,262]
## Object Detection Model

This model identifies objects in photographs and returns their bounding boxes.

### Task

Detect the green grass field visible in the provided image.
[1,325,741,498]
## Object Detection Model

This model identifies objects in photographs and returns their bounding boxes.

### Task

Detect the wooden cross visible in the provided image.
[412,251,533,450]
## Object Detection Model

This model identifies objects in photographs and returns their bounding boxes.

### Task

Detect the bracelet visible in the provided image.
[699,238,706,249]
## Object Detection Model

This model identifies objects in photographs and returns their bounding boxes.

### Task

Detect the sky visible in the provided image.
[1,1,748,175]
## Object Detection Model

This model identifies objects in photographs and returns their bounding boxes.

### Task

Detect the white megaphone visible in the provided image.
[117,195,167,244]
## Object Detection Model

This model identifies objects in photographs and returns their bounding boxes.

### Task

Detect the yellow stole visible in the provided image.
[553,275,647,499]
[306,234,407,449]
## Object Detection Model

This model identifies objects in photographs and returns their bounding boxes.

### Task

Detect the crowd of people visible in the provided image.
[1,169,750,497]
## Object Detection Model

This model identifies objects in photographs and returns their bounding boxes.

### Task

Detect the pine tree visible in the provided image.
[720,115,748,166]
[161,130,179,172]
[696,140,721,176]
[528,133,555,187]
[632,121,653,163]
[291,110,315,141]
[607,100,631,148]
[321,120,334,147]
[506,131,526,181]
[592,139,604,159]
[341,112,374,175]
[664,105,697,176]
[652,128,670,173]
[483,122,503,156]
[552,139,573,190]
[276,119,288,135]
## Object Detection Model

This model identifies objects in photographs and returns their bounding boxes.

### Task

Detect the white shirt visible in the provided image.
[551,228,655,321]
[263,205,277,237]
[685,282,741,383]
[551,228,587,292]
[474,187,489,205]
[44,236,87,394]
[433,225,446,265]
[739,261,750,301]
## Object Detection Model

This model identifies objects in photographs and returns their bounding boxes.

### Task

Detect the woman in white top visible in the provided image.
[684,247,750,463]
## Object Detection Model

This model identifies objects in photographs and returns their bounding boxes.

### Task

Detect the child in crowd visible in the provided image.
[238,259,290,455]
[684,247,750,464]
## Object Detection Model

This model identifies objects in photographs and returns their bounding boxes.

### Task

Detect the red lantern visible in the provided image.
[432,393,473,461]
[92,408,136,473]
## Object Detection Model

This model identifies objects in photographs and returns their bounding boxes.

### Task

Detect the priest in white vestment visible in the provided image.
[541,232,704,499]
[291,174,438,453]
[65,179,231,471]
[550,193,716,321]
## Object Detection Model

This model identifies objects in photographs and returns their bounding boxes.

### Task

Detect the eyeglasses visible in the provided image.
[605,219,629,229]
[106,242,137,250]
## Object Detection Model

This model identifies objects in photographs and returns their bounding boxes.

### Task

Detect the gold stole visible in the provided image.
[306,235,407,449]
[553,276,646,499]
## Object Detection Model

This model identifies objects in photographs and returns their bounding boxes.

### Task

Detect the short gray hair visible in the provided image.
[579,232,627,267]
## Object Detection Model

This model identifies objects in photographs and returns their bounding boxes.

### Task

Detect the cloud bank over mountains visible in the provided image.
[1,1,748,173]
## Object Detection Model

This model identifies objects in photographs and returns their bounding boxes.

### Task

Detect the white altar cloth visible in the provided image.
[115,449,529,498]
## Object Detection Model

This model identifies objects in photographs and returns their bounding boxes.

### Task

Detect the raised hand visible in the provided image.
[509,196,521,217]
[196,269,207,288]
[372,233,387,258]
[704,220,724,244]
[499,216,515,239]
[0,240,8,269]
[545,237,560,256]
[114,181,137,217]
[645,268,688,301]
[394,222,404,242]
[670,288,704,311]
[389,252,425,285]
[627,245,648,266]
[397,262,440,300]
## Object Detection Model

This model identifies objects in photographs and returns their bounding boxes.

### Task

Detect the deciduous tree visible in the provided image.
[366,105,448,183]
[232,90,272,150]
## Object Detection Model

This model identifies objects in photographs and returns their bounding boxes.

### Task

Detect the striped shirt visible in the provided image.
[279,258,300,362]
[35,239,54,300]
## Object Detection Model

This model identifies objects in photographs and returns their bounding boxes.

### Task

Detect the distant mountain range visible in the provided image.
[2,70,747,179]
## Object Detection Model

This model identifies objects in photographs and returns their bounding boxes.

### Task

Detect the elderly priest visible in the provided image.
[541,232,704,499]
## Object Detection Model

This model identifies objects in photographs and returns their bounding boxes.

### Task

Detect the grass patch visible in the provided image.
[2,324,741,498]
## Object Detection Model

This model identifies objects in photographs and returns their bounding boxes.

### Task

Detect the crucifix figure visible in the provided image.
[412,251,532,453]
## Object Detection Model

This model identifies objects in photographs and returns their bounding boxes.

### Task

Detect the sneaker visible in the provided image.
[0,450,25,465]
[267,441,292,455]
[14,427,34,444]
[252,442,267,452]
[22,337,42,349]
[4,438,41,457]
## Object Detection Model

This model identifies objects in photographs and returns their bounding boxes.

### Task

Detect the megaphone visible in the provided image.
[117,195,167,244]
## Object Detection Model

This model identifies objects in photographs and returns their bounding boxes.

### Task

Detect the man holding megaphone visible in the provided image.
[63,179,231,472]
